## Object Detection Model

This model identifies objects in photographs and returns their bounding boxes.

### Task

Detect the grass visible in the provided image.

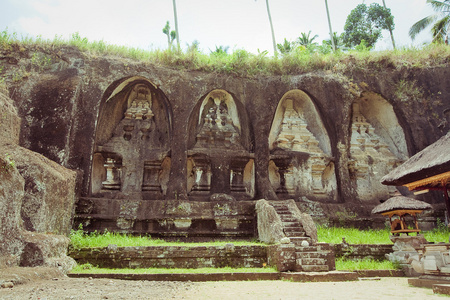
[70,264,277,274]
[317,226,450,244]
[70,226,450,250]
[335,257,399,271]
[69,227,263,250]
[2,28,450,78]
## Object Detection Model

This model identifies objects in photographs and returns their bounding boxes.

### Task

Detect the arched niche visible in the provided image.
[269,89,331,155]
[187,89,253,151]
[90,76,172,199]
[348,92,407,202]
[186,89,254,200]
[268,89,337,201]
[357,92,408,159]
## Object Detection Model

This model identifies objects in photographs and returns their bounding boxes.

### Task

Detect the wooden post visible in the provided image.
[443,180,450,225]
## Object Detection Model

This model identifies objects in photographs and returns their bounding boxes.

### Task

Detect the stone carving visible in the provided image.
[271,99,331,196]
[93,82,170,198]
[124,84,154,120]
[101,158,121,190]
[348,102,400,200]
[195,97,242,149]
[274,99,323,154]
[188,90,253,200]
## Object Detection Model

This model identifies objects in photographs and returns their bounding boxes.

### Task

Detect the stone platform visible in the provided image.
[68,271,359,282]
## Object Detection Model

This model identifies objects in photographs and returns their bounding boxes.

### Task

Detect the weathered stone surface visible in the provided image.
[0,87,20,145]
[2,144,76,236]
[255,199,285,244]
[70,245,267,269]
[0,87,76,271]
[267,244,296,272]
[286,199,318,243]
[1,45,449,233]
[0,151,25,267]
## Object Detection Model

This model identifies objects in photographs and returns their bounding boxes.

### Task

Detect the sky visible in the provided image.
[0,0,437,55]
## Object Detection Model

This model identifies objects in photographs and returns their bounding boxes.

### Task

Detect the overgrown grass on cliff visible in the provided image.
[2,28,450,77]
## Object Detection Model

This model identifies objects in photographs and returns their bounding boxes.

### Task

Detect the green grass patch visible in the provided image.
[69,228,263,250]
[70,263,277,274]
[70,226,450,249]
[335,257,399,271]
[318,226,450,244]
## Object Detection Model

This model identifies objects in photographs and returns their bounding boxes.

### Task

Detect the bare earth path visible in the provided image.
[0,276,443,300]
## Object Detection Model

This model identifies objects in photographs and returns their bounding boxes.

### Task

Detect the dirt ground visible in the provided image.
[0,268,444,300]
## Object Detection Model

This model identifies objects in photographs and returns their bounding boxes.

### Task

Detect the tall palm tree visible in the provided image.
[409,0,450,43]
[255,0,277,55]
[265,0,277,56]
[172,0,180,51]
[382,0,396,49]
[324,0,336,51]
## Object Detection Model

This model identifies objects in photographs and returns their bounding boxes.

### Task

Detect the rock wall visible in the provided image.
[0,86,76,271]
[1,46,449,231]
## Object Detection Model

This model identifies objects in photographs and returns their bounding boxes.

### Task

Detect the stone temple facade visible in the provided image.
[2,48,448,239]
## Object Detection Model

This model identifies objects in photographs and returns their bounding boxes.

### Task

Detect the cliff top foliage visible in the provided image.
[1,29,450,78]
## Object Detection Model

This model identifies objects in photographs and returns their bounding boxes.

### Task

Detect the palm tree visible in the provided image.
[297,31,319,47]
[255,0,277,55]
[265,0,277,56]
[324,0,336,51]
[172,0,180,51]
[409,0,450,43]
[382,0,396,49]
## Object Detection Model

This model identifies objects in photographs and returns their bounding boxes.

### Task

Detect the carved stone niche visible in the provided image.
[91,153,122,195]
[187,89,254,201]
[91,78,172,200]
[268,91,336,201]
[348,97,407,202]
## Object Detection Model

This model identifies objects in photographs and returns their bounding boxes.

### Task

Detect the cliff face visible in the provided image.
[0,86,76,269]
[1,45,449,232]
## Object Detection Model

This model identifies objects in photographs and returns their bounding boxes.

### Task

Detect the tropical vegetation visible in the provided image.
[409,0,450,43]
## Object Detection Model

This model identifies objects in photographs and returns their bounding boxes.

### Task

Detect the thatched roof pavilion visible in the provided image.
[372,196,432,235]
[381,131,449,220]
[381,131,450,189]
[372,196,432,214]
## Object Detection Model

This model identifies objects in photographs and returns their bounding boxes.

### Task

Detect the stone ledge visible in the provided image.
[433,284,450,295]
[408,278,450,289]
[68,272,280,281]
[355,270,404,277]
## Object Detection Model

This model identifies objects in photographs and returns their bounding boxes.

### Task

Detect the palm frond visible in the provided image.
[409,15,439,39]
[427,0,450,12]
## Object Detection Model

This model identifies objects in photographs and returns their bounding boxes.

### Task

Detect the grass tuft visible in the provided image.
[335,257,399,271]
[2,28,450,78]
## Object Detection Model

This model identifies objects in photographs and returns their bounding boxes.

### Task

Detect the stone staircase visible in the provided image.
[270,201,335,272]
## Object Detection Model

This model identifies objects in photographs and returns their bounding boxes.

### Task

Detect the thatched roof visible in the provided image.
[381,132,450,186]
[371,196,432,214]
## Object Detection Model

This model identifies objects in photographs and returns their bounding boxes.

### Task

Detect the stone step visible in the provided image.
[283,226,305,232]
[295,251,328,259]
[280,217,298,222]
[296,265,330,272]
[285,231,306,237]
[296,257,328,266]
[276,210,292,215]
[290,237,312,246]
[295,245,318,252]
[282,221,302,228]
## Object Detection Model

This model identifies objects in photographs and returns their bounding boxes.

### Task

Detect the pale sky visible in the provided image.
[0,0,436,55]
